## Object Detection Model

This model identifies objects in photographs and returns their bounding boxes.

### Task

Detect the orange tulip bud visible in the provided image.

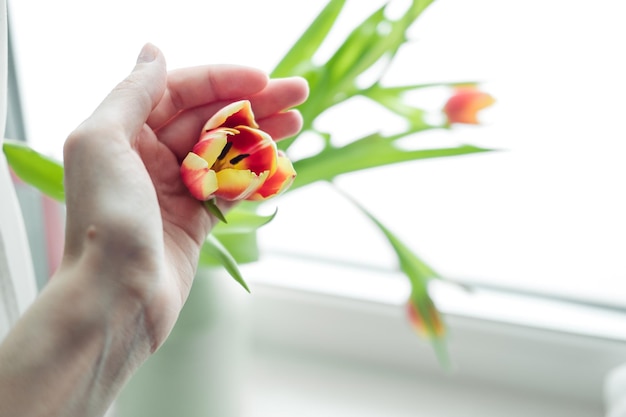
[443,86,495,125]
[406,296,446,339]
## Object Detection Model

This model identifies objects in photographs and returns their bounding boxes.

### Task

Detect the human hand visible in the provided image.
[0,43,307,417]
[61,43,308,349]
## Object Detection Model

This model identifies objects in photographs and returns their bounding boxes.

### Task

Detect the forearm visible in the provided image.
[0,258,154,417]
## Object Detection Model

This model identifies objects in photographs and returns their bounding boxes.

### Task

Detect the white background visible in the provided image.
[8,0,626,307]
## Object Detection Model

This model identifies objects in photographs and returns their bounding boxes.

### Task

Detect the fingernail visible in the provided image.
[137,43,157,64]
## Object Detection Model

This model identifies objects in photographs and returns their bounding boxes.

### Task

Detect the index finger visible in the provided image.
[147,64,269,129]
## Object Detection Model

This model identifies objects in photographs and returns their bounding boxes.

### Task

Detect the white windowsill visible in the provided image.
[241,253,626,416]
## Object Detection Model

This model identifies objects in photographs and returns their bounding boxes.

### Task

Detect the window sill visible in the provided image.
[241,253,626,415]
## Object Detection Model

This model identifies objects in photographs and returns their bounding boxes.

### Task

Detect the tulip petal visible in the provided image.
[202,100,259,132]
[193,129,231,166]
[214,168,269,201]
[248,151,296,201]
[180,152,219,200]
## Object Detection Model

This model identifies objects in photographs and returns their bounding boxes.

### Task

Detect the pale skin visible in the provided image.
[0,43,309,416]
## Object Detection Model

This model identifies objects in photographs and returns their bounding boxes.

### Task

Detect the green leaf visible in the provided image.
[338,188,448,364]
[2,139,65,202]
[204,198,227,223]
[271,0,346,78]
[202,202,279,266]
[322,5,389,84]
[361,82,479,127]
[321,0,437,102]
[343,195,440,284]
[208,203,277,264]
[213,230,260,265]
[200,234,250,293]
[212,203,277,235]
[365,81,480,98]
[363,86,430,128]
[292,135,493,190]
[400,0,437,26]
[278,0,438,152]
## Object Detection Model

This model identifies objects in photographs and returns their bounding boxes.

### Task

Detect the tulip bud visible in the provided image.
[181,100,296,202]
[443,86,495,125]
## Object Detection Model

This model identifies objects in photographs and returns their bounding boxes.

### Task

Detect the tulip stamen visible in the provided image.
[217,142,233,161]
[229,154,250,165]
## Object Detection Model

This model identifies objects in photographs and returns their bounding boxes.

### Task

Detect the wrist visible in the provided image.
[50,256,157,358]
[60,222,173,351]
[0,267,153,417]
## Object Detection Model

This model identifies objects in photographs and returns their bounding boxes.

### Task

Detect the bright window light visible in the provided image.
[8,0,626,308]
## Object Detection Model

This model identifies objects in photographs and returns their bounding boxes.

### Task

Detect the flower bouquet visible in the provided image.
[3,0,494,363]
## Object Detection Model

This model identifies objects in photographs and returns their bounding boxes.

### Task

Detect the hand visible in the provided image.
[0,43,307,417]
[61,43,308,348]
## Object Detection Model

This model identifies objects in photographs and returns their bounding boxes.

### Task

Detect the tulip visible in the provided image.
[443,86,495,125]
[181,100,296,202]
[406,296,445,339]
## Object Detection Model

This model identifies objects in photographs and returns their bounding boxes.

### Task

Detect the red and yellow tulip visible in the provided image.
[443,86,495,125]
[406,296,446,339]
[180,100,296,202]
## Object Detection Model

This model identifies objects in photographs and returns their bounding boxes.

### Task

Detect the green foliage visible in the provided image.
[292,142,489,191]
[200,234,250,293]
[273,0,440,149]
[272,0,346,79]
[3,139,65,202]
[261,0,491,363]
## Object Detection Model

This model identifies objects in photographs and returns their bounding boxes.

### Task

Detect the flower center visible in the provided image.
[213,141,250,170]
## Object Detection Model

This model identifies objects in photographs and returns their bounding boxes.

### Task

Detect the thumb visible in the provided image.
[83,43,167,142]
